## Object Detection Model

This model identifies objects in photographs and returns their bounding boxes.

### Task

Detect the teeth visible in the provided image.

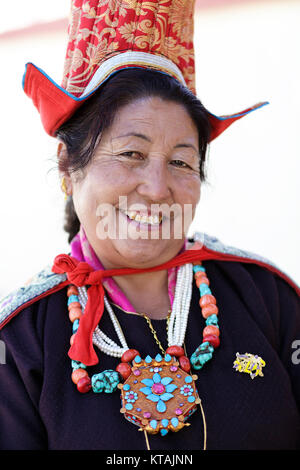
[128,211,136,220]
[121,210,162,225]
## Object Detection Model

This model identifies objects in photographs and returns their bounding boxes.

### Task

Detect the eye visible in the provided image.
[120,151,143,159]
[170,159,191,169]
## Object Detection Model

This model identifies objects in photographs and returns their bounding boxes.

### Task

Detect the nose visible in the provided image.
[136,156,171,203]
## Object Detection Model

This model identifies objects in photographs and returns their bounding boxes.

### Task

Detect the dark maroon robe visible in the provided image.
[0,259,299,450]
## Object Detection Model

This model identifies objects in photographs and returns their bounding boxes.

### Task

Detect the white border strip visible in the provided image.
[81,51,187,98]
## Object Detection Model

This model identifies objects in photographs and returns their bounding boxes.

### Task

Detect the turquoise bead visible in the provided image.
[171,417,179,428]
[91,370,119,394]
[188,396,195,403]
[161,419,169,427]
[123,384,131,391]
[71,360,86,370]
[134,356,142,363]
[140,378,153,387]
[150,420,158,430]
[103,370,119,393]
[164,354,172,362]
[91,373,105,393]
[68,295,79,305]
[125,403,133,410]
[160,429,169,436]
[72,319,79,333]
[145,355,152,363]
[190,342,214,370]
[193,265,205,273]
[185,376,193,383]
[205,314,218,326]
[199,284,211,296]
[157,400,167,413]
[155,354,162,362]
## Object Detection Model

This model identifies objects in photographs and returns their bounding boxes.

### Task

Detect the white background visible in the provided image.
[0,0,299,298]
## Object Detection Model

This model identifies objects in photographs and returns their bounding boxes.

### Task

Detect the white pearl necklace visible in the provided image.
[167,263,193,347]
[77,263,193,358]
[78,287,129,357]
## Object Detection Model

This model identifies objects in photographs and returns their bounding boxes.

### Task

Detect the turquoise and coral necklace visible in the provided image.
[67,261,220,449]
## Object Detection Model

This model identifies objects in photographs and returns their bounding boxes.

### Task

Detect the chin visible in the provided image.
[113,238,181,268]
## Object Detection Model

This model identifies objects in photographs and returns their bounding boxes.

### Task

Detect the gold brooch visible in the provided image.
[233,352,266,379]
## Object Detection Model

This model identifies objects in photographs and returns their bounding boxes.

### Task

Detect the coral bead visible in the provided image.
[67,286,78,296]
[68,301,81,310]
[70,333,76,346]
[194,270,207,280]
[71,368,88,384]
[203,334,220,348]
[201,304,219,319]
[116,362,132,380]
[179,355,191,373]
[196,276,210,287]
[77,376,92,393]
[121,349,140,363]
[199,294,217,308]
[165,346,185,357]
[69,307,82,323]
[203,325,220,337]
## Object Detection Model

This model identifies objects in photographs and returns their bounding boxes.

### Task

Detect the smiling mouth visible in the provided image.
[119,209,163,226]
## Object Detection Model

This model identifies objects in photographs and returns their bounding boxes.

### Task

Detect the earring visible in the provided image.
[61,176,68,201]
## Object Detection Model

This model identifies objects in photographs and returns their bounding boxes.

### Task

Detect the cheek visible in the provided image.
[187,183,201,221]
[175,175,201,207]
[72,185,95,229]
[87,161,137,200]
[171,177,200,230]
[71,172,101,227]
[71,165,137,227]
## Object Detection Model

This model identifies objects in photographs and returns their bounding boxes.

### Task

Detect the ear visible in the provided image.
[57,141,73,197]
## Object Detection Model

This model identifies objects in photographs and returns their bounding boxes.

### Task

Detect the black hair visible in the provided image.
[57,67,211,243]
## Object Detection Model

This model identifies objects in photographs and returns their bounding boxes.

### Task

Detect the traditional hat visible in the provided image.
[23,0,267,140]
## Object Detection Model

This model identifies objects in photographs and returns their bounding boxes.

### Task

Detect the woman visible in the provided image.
[0,0,299,450]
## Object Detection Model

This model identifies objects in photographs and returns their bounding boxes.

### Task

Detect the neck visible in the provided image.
[112,270,171,320]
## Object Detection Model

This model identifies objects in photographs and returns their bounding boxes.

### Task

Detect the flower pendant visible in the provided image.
[118,354,200,436]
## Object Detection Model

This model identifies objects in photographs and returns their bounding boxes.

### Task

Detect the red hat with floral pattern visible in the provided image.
[22,0,268,140]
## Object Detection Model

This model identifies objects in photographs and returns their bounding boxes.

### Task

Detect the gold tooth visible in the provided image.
[124,210,161,225]
[128,211,136,220]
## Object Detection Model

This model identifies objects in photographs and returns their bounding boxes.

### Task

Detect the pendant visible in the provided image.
[118,354,200,436]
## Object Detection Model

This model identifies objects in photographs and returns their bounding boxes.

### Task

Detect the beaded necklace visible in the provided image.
[67,261,220,447]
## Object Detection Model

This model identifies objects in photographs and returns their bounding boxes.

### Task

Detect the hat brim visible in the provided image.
[23,62,268,141]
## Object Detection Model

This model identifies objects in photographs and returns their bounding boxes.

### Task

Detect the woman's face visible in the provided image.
[63,96,201,269]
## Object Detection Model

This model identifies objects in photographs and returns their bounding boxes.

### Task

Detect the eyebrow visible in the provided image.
[112,132,198,152]
[175,143,198,153]
[113,132,151,142]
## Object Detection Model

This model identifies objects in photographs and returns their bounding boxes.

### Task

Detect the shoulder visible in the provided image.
[0,265,68,330]
[194,234,299,341]
[192,231,299,297]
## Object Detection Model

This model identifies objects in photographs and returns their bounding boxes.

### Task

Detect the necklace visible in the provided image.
[142,310,171,356]
[67,261,220,447]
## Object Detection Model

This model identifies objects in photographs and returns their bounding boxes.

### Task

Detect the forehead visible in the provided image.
[107,96,198,142]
